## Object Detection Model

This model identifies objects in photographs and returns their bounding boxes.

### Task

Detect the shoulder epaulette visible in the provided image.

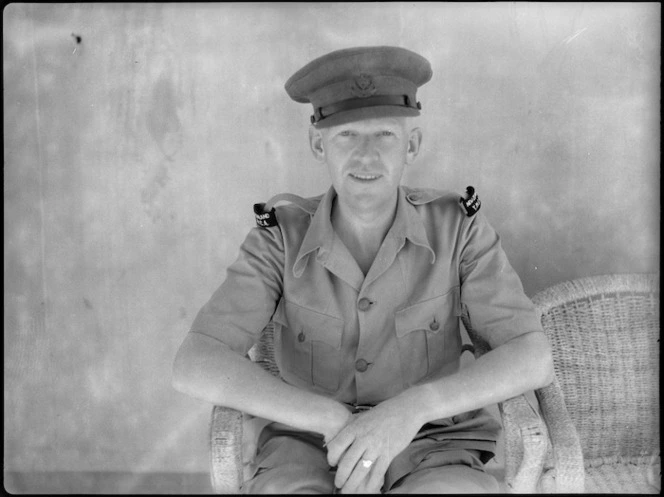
[403,187,447,205]
[459,186,481,217]
[254,193,318,228]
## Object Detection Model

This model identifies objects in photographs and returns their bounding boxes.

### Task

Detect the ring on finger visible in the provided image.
[361,458,373,469]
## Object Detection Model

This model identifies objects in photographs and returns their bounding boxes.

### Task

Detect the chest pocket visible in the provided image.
[394,288,462,386]
[272,299,344,393]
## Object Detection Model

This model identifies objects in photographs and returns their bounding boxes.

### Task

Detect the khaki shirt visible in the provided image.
[190,185,543,406]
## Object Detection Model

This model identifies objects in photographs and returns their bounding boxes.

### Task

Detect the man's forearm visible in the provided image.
[397,331,555,429]
[172,331,350,440]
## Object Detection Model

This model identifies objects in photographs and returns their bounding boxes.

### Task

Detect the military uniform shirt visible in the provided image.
[190,185,543,407]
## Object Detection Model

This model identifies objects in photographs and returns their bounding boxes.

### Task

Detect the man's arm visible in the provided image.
[172,330,351,442]
[173,219,351,442]
[416,330,554,421]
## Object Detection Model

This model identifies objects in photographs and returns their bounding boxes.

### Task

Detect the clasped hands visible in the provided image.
[324,400,421,494]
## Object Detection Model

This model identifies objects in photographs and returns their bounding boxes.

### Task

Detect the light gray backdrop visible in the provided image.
[4,1,660,476]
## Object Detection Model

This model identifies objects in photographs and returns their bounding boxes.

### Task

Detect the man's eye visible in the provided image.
[379,131,394,137]
[339,130,354,137]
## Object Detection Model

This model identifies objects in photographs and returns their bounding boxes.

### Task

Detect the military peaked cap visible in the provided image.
[285,46,433,128]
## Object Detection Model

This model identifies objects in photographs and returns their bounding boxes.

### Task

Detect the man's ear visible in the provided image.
[406,127,423,164]
[309,126,326,162]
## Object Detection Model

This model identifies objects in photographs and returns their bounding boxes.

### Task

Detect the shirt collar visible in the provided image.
[293,186,337,278]
[293,186,435,278]
[389,187,437,264]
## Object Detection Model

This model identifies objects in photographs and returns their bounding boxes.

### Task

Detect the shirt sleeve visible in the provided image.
[458,210,543,349]
[188,224,285,356]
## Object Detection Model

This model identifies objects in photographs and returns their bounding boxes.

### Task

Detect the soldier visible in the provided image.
[172,46,554,493]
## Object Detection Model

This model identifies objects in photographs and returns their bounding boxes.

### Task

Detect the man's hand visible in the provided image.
[325,399,422,493]
[321,404,354,445]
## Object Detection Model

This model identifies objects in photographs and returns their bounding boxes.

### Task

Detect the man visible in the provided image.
[172,46,554,493]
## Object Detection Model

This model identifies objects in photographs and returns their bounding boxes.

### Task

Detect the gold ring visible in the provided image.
[361,458,373,469]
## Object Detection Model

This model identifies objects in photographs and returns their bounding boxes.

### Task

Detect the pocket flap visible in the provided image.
[395,288,460,338]
[273,299,343,349]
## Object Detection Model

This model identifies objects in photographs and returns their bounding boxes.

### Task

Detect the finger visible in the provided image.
[326,428,355,468]
[363,456,389,493]
[334,441,366,489]
[341,454,379,494]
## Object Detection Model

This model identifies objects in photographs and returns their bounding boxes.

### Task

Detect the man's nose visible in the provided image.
[354,136,379,162]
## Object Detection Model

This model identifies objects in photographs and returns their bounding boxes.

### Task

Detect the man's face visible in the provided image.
[309,116,422,213]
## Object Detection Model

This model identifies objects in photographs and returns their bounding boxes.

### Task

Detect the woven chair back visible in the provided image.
[531,273,660,465]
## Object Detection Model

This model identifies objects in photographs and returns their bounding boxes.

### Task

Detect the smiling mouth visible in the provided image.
[350,173,381,181]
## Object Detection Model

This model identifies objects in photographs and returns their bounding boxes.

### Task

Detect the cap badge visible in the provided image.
[351,73,377,98]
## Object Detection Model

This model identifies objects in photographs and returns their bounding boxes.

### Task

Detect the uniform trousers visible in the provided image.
[242,422,501,494]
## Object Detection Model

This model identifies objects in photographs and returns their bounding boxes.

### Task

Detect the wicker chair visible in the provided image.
[209,312,585,493]
[529,273,660,493]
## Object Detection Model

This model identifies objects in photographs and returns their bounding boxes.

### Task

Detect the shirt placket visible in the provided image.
[354,235,406,403]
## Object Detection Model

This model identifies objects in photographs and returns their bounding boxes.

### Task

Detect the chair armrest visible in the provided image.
[500,393,548,493]
[210,405,244,494]
[462,316,548,492]
[534,378,585,493]
[209,332,278,494]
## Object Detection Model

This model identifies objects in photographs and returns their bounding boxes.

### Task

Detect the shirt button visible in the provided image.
[358,298,372,311]
[429,320,440,331]
[298,331,306,342]
[355,358,369,372]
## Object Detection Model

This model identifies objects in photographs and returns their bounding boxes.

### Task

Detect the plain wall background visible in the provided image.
[4,2,660,475]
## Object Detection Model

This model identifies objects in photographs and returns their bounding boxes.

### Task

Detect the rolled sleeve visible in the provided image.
[189,225,285,356]
[458,211,542,349]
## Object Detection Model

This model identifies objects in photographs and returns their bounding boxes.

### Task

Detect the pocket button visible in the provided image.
[355,358,369,372]
[358,298,372,312]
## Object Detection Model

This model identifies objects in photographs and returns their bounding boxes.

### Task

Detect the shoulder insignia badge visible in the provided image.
[254,192,320,228]
[254,202,278,228]
[459,186,481,217]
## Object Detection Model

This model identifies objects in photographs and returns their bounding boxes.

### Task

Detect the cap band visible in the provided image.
[311,94,421,124]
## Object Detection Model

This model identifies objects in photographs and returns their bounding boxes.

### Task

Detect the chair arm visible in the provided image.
[210,405,244,494]
[534,378,585,493]
[209,333,278,494]
[500,393,549,493]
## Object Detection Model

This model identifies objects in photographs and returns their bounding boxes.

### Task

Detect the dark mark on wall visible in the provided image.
[71,33,83,55]
[83,298,93,310]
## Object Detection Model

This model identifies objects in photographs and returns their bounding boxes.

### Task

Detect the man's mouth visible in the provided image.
[349,173,381,181]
